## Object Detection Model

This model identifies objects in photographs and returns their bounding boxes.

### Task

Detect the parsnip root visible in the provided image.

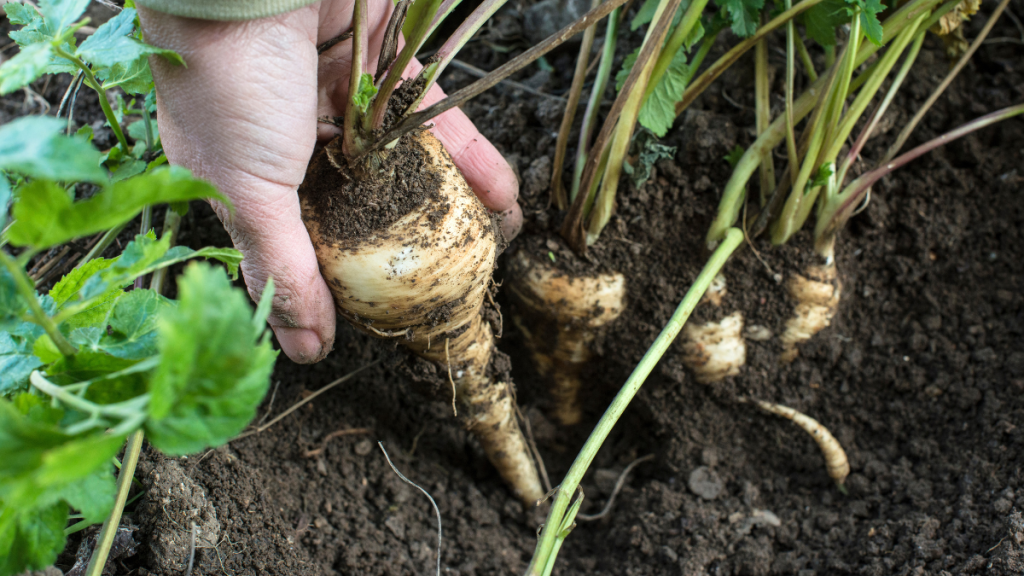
[300,131,543,505]
[779,261,841,363]
[506,250,626,425]
[752,398,850,487]
[680,275,746,383]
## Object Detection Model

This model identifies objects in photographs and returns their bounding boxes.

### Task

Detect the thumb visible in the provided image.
[212,178,337,364]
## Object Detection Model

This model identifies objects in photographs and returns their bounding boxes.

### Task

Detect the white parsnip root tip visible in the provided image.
[780,261,841,363]
[682,311,746,384]
[507,250,626,426]
[300,131,543,505]
[754,399,850,487]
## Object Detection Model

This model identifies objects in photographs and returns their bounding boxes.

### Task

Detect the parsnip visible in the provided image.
[506,250,626,425]
[299,131,543,505]
[779,259,841,363]
[751,398,850,487]
[680,275,746,383]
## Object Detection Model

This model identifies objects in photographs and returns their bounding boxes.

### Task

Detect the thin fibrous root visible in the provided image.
[300,131,543,505]
[779,260,841,363]
[680,275,746,384]
[749,398,850,487]
[506,250,626,426]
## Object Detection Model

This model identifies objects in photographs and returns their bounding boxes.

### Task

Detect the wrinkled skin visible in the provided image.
[138,0,521,363]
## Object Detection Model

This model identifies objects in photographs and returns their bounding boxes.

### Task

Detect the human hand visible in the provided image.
[138,0,521,364]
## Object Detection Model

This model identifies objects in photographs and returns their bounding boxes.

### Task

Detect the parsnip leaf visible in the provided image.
[623,131,677,187]
[0,326,44,396]
[851,0,884,45]
[7,167,224,249]
[353,73,378,113]
[714,0,764,37]
[802,0,851,45]
[0,500,67,576]
[146,263,277,454]
[78,8,184,88]
[79,234,242,299]
[0,43,55,95]
[724,144,745,167]
[0,117,107,183]
[638,49,694,137]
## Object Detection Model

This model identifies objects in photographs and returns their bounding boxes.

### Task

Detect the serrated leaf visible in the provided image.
[78,235,242,300]
[615,48,640,92]
[98,289,170,360]
[632,0,662,30]
[39,0,91,34]
[110,158,147,183]
[98,57,155,94]
[0,116,107,183]
[853,0,885,45]
[801,0,851,45]
[0,398,123,564]
[6,166,225,250]
[808,162,834,191]
[353,73,378,113]
[0,327,44,396]
[50,258,115,309]
[638,50,692,137]
[77,8,184,78]
[146,263,277,454]
[127,118,158,146]
[0,500,67,576]
[724,144,745,167]
[0,43,56,96]
[714,0,764,37]
[623,131,677,187]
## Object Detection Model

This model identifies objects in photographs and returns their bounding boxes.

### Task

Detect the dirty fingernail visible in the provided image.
[499,204,523,241]
[273,326,327,364]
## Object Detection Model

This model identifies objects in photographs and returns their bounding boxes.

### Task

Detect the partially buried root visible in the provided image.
[681,274,747,383]
[780,260,841,363]
[299,131,543,505]
[746,398,850,488]
[506,250,626,425]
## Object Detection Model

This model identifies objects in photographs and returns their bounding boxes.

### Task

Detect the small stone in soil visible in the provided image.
[688,466,724,500]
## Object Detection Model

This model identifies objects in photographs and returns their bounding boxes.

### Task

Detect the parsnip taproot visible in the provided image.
[779,259,841,363]
[680,275,746,383]
[506,250,626,425]
[299,131,543,505]
[750,398,850,487]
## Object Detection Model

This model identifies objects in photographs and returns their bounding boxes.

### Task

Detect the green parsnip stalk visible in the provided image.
[525,228,745,575]
[705,0,950,245]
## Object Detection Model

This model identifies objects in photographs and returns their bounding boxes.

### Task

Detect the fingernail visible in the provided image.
[499,208,522,241]
[273,326,327,364]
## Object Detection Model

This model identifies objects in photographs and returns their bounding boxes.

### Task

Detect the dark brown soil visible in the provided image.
[300,134,442,242]
[7,1,1024,575]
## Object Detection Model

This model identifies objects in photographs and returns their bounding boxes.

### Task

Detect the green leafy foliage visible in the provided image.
[808,162,834,191]
[714,0,764,37]
[0,4,276,574]
[7,167,225,250]
[0,2,182,96]
[623,131,677,187]
[639,50,694,137]
[354,73,379,113]
[724,144,746,167]
[802,0,883,46]
[0,117,107,184]
[0,396,122,574]
[851,0,885,45]
[802,0,852,45]
[146,266,277,454]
